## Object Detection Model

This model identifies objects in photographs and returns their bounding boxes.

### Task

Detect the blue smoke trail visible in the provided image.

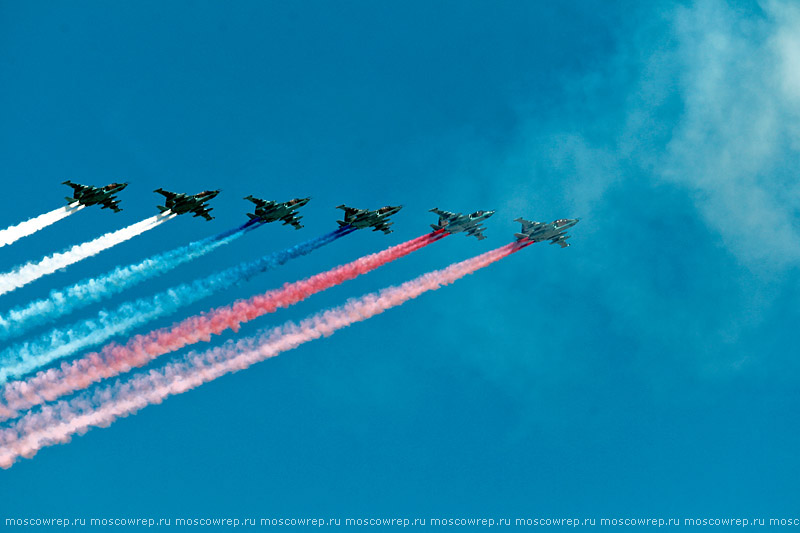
[0,226,354,383]
[0,220,262,342]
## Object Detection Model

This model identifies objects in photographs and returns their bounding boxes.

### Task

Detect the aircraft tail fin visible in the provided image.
[246,213,259,220]
[157,205,170,213]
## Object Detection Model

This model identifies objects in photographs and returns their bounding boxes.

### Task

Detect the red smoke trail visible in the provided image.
[0,231,447,421]
[0,241,523,468]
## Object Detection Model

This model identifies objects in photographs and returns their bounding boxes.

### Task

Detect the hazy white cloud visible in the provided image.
[659,0,800,270]
[438,0,800,385]
[492,0,800,271]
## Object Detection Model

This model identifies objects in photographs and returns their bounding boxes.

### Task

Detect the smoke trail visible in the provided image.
[0,203,85,248]
[0,227,353,384]
[0,231,446,419]
[0,213,175,297]
[0,241,526,468]
[0,220,262,342]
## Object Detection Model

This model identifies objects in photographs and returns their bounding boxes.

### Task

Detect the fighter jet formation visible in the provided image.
[0,179,584,468]
[47,182,583,242]
[245,196,310,229]
[63,181,128,212]
[336,204,403,234]
[154,188,220,221]
[429,208,495,240]
[514,217,580,248]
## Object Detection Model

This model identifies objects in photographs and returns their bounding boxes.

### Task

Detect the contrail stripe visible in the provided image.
[0,212,175,296]
[0,241,523,468]
[0,227,353,383]
[0,203,85,248]
[0,220,262,342]
[0,230,445,419]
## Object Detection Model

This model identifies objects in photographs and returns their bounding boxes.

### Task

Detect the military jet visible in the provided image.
[63,180,128,212]
[429,208,495,240]
[514,217,580,248]
[336,204,402,234]
[154,188,220,221]
[244,195,310,229]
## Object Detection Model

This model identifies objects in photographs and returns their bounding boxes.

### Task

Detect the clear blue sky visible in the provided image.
[1,0,798,523]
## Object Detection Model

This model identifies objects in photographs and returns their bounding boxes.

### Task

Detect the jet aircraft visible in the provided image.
[244,195,310,229]
[63,180,128,212]
[154,188,220,221]
[336,204,402,234]
[429,208,495,240]
[514,217,580,248]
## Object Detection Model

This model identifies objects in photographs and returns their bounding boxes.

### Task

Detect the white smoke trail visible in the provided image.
[0,212,175,297]
[0,203,85,248]
[0,221,259,342]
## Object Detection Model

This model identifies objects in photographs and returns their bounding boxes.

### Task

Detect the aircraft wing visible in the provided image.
[336,205,360,218]
[193,207,214,221]
[154,188,179,202]
[63,181,89,194]
[372,221,393,234]
[466,227,488,240]
[514,217,542,233]
[245,195,269,208]
[281,215,303,230]
[100,198,122,212]
[429,207,457,219]
[336,205,362,226]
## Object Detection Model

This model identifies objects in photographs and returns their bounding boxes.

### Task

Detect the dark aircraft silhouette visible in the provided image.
[514,217,580,248]
[63,181,128,212]
[154,188,219,221]
[429,208,495,240]
[336,204,402,234]
[244,195,310,229]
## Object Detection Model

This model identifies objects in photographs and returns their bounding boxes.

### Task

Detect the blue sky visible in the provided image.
[1,0,798,523]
